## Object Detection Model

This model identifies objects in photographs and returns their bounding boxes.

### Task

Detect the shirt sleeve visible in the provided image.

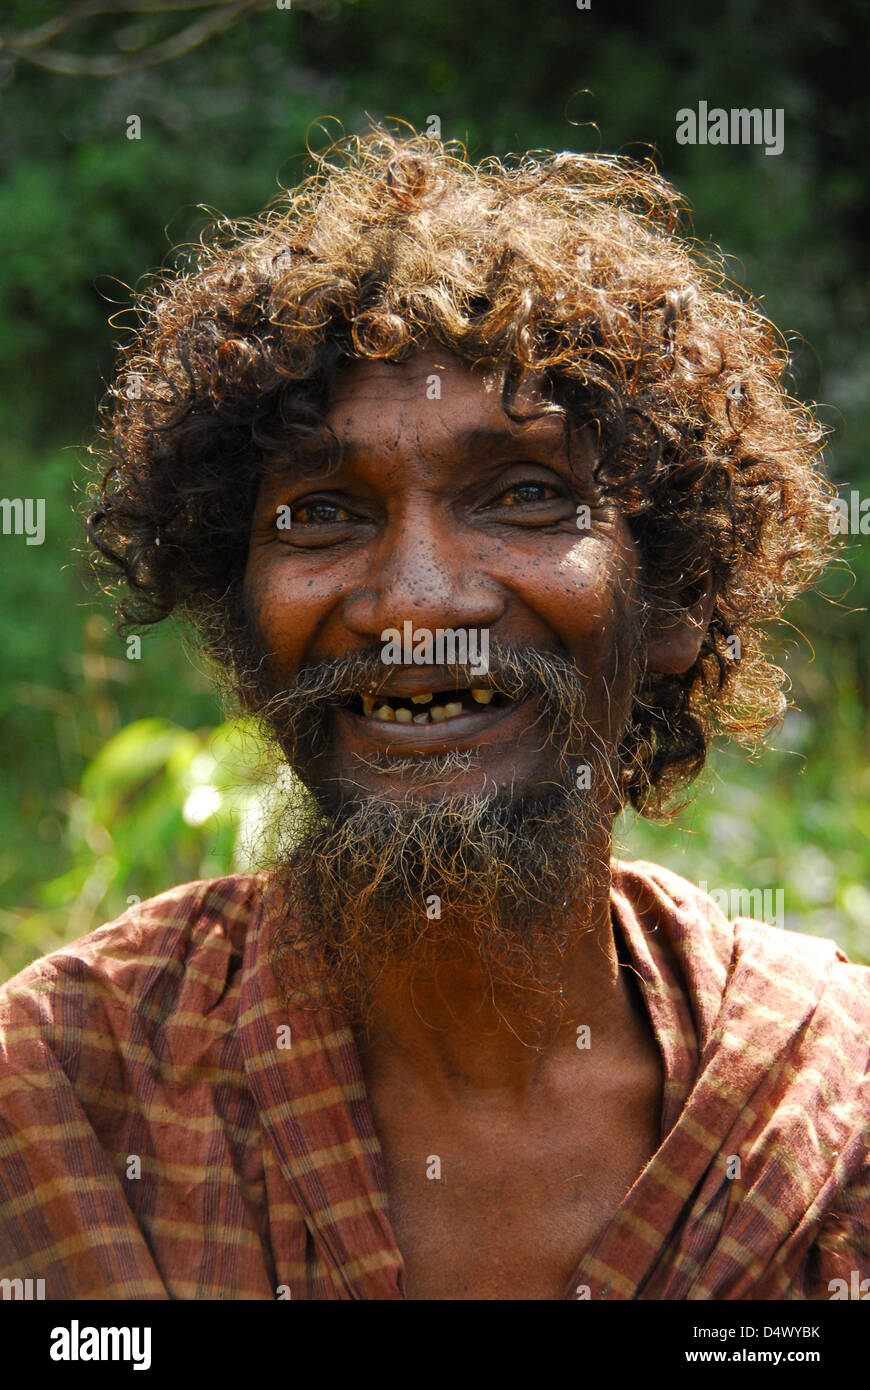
[0,965,169,1299]
[801,1151,870,1299]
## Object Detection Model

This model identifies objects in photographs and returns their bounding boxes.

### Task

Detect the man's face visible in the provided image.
[244,347,642,805]
[242,347,646,1024]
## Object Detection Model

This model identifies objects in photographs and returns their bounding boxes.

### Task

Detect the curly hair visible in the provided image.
[86,122,837,815]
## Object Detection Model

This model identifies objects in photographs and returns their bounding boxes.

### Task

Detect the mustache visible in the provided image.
[246,636,595,766]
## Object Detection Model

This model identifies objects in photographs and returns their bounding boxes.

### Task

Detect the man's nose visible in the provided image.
[341,502,505,639]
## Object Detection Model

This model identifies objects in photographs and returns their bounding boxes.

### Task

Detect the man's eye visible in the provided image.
[497,482,560,506]
[292,500,352,525]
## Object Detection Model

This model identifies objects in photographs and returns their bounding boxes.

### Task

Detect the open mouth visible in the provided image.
[342,686,513,725]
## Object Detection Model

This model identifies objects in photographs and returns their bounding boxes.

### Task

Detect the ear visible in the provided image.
[645,574,716,675]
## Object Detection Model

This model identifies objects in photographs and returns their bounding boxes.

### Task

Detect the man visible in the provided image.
[1,127,867,1301]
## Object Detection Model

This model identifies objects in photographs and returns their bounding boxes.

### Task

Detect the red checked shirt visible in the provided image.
[0,861,868,1299]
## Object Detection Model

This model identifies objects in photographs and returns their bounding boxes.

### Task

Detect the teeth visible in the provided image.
[359,689,496,722]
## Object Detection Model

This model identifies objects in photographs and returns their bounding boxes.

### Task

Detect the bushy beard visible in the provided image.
[228,631,639,1039]
[265,771,615,1040]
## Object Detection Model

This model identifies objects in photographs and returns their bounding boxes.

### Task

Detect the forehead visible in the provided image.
[329,347,499,407]
[325,347,576,460]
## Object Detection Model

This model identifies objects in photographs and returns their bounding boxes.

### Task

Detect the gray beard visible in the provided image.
[228,632,642,1040]
[265,750,616,1041]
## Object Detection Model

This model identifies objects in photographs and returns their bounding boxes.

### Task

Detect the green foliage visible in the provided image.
[0,715,285,981]
[618,704,870,968]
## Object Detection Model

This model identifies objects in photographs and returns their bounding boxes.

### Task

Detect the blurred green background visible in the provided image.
[1,0,868,982]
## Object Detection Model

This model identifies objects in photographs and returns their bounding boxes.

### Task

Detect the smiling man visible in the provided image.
[1,127,868,1302]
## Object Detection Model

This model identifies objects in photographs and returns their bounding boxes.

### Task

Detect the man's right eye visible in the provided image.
[291,500,352,525]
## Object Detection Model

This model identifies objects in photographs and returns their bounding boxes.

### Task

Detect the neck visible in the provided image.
[266,780,642,1101]
[352,861,647,1104]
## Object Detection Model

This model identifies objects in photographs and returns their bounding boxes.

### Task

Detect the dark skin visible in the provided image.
[244,348,714,1299]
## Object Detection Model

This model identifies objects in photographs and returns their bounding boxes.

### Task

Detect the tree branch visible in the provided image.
[0,0,268,75]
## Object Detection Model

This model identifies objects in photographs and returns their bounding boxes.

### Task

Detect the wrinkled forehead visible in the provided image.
[329,347,503,402]
[323,346,597,473]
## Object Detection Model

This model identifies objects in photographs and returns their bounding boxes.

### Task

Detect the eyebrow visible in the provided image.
[340,420,565,462]
[265,417,573,489]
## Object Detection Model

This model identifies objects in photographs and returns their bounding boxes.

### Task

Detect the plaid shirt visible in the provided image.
[0,861,868,1300]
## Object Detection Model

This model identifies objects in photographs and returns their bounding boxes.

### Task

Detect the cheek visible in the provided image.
[530,537,634,645]
[524,537,640,715]
[242,562,304,673]
[243,550,347,679]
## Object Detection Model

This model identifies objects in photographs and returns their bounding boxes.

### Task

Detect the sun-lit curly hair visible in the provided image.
[86,122,837,815]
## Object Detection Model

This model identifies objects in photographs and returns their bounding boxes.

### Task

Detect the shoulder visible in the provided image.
[0,873,267,1037]
[612,856,870,1027]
